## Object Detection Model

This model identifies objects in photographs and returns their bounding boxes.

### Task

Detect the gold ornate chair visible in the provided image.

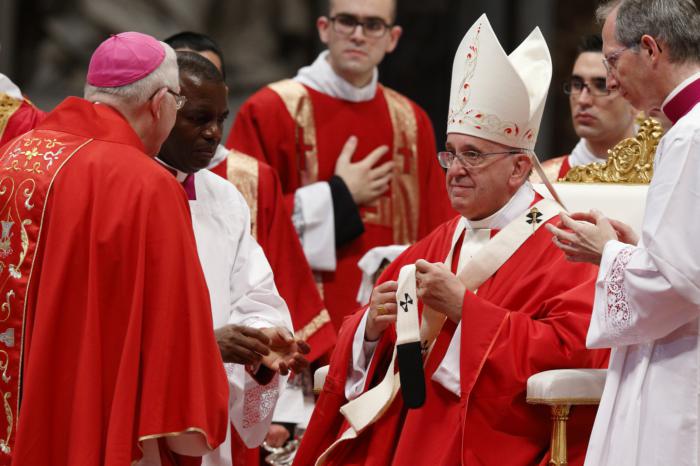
[527,118,663,466]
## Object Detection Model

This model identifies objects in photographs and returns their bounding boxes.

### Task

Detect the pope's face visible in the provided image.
[569,51,636,145]
[160,74,229,173]
[318,0,401,86]
[444,133,532,220]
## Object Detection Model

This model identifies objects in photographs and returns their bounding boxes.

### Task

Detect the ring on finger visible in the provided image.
[376,304,386,315]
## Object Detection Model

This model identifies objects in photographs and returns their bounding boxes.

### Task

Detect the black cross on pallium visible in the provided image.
[400,293,414,312]
[526,207,543,226]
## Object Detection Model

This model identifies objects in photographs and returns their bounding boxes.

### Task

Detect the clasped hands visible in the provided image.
[545,209,639,264]
[215,325,310,376]
[365,260,466,341]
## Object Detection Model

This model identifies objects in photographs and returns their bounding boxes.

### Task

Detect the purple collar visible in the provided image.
[662,77,700,124]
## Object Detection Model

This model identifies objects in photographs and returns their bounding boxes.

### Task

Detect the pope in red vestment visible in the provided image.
[294,14,609,466]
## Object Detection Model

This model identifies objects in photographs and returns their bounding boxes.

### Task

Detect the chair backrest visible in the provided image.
[534,118,664,233]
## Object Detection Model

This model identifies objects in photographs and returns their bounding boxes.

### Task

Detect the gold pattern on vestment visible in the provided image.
[295,309,331,342]
[268,80,319,185]
[562,118,663,184]
[530,156,565,184]
[226,149,260,239]
[381,86,420,244]
[0,95,22,145]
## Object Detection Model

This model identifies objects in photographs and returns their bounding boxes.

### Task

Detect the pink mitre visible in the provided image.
[87,32,165,87]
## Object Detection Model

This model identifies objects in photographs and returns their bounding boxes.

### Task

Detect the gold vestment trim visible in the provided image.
[226,149,259,239]
[295,309,331,342]
[0,95,22,144]
[268,80,319,185]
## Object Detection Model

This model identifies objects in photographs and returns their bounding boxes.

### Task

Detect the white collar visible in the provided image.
[459,182,536,232]
[662,70,700,108]
[294,50,379,102]
[207,144,229,170]
[156,157,190,182]
[0,73,23,101]
[569,138,605,167]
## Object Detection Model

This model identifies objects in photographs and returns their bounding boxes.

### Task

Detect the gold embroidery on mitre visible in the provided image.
[268,80,319,185]
[226,149,260,239]
[0,95,22,145]
[562,118,662,184]
[382,86,420,244]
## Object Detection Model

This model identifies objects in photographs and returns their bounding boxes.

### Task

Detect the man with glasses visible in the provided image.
[546,1,700,464]
[535,34,636,182]
[0,32,230,465]
[294,15,608,465]
[226,0,454,333]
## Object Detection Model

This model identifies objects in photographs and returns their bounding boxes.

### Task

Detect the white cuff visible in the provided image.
[295,182,336,271]
[431,322,461,397]
[345,310,378,400]
[356,245,410,306]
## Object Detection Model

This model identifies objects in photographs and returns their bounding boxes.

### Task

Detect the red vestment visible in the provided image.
[210,151,336,362]
[294,215,609,466]
[0,97,46,148]
[226,82,454,329]
[534,155,572,183]
[1,97,229,466]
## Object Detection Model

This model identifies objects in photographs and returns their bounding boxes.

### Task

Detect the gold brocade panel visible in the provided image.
[0,133,88,459]
[0,95,22,145]
[226,149,260,239]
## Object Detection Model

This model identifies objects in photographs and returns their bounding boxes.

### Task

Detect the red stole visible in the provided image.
[663,76,700,124]
[0,98,46,148]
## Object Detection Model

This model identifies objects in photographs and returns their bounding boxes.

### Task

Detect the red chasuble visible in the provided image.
[210,150,336,362]
[0,96,46,148]
[532,155,571,183]
[294,215,609,466]
[0,97,229,466]
[226,82,455,330]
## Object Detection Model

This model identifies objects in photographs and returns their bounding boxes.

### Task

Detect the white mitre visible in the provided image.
[447,14,552,151]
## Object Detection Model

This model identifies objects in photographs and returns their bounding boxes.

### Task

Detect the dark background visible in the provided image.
[0,0,601,159]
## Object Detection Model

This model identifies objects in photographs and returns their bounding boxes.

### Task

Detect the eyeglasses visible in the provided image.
[602,46,634,74]
[167,89,187,110]
[563,77,612,97]
[329,14,392,38]
[437,150,522,169]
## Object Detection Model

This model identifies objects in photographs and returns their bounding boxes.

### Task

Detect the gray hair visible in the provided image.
[596,0,700,64]
[84,42,179,105]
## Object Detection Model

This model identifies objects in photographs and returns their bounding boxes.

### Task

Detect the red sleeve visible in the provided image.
[413,104,455,239]
[1,100,47,147]
[256,163,336,361]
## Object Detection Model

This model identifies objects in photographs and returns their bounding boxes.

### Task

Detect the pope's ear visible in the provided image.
[149,87,168,119]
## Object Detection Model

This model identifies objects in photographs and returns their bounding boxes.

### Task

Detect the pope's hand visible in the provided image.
[259,327,311,376]
[545,210,620,264]
[214,324,271,365]
[365,280,398,341]
[415,259,465,323]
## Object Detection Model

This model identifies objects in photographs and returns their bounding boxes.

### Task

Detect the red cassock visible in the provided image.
[536,155,572,183]
[294,215,609,466]
[0,97,229,466]
[226,81,455,329]
[210,151,336,363]
[0,97,46,148]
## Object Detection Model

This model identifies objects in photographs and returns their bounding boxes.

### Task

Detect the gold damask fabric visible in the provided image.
[226,149,260,239]
[0,95,22,145]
